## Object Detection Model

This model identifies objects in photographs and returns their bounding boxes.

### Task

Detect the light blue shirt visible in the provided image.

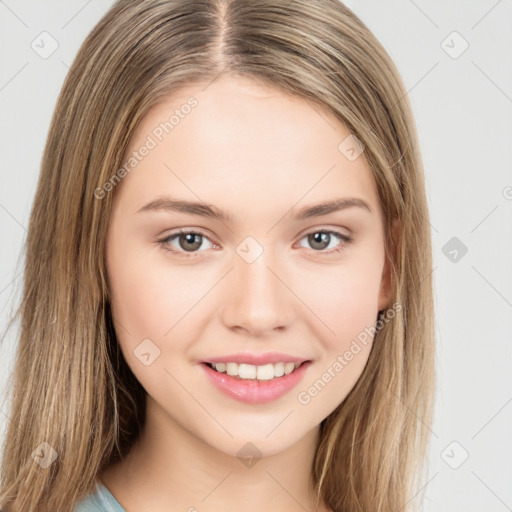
[74,479,126,512]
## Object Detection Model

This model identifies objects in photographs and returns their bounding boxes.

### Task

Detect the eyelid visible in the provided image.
[157,229,217,258]
[157,226,353,257]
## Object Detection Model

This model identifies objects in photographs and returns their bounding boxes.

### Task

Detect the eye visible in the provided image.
[157,229,216,257]
[297,229,353,254]
[157,228,353,258]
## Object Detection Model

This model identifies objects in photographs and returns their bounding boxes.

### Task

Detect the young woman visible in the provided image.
[0,1,436,511]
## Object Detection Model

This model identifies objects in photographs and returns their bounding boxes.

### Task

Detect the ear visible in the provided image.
[378,218,400,311]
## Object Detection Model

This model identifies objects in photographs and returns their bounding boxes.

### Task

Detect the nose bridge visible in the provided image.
[221,237,293,334]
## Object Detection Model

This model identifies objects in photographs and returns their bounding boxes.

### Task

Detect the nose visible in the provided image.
[221,247,295,336]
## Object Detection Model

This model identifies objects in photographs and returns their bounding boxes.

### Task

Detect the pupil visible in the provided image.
[181,233,202,251]
[310,232,329,250]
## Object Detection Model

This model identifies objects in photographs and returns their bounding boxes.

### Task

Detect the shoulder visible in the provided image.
[74,479,126,512]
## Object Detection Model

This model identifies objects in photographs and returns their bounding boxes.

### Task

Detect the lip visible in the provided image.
[199,360,312,404]
[203,352,309,365]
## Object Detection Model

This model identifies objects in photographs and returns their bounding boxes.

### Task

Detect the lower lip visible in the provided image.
[200,361,312,404]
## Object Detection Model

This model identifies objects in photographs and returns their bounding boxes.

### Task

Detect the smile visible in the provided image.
[200,360,312,404]
[205,361,302,381]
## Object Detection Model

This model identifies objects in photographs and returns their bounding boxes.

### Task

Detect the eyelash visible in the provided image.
[157,228,353,258]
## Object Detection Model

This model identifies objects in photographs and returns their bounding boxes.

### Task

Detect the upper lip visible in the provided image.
[203,352,311,365]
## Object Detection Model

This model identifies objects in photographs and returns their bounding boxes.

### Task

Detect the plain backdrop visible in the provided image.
[1,1,511,511]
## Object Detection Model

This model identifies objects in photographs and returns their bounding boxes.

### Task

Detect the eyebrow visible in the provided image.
[136,195,372,222]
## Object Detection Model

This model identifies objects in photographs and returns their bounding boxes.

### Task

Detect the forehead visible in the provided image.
[114,76,381,223]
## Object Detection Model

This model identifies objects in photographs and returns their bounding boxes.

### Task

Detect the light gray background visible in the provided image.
[1,1,511,511]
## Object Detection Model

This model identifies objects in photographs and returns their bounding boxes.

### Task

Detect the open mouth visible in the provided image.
[203,361,309,381]
[200,359,312,404]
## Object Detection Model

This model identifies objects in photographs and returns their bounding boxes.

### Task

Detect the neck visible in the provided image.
[100,395,329,512]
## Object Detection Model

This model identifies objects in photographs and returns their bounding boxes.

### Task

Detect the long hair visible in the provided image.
[0,1,435,510]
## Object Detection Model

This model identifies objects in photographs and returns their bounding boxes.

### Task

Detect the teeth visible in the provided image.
[238,363,256,379]
[257,363,274,381]
[274,362,285,377]
[211,361,303,380]
[226,363,238,376]
[284,362,295,375]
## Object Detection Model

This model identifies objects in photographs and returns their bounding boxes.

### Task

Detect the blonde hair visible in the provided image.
[0,1,435,510]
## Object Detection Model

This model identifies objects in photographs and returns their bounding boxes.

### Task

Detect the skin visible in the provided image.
[100,75,397,512]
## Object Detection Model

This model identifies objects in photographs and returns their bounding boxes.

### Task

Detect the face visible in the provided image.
[105,75,394,458]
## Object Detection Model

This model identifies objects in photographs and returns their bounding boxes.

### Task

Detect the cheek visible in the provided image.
[108,237,185,335]
[299,258,383,344]
[107,240,215,371]
[108,257,165,338]
[106,247,194,394]
[293,265,382,415]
